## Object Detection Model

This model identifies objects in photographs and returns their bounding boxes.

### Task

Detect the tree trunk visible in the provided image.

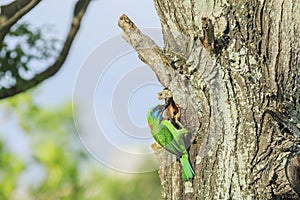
[119,0,300,199]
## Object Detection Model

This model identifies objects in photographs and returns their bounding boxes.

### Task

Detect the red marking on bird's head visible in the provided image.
[149,124,153,130]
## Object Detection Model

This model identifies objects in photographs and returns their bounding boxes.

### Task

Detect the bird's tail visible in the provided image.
[180,153,194,181]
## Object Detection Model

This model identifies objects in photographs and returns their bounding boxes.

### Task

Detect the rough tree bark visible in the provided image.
[119,0,300,199]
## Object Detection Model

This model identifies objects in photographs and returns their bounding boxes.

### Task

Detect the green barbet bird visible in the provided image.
[147,104,194,181]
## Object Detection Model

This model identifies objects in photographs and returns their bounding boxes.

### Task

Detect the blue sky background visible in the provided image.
[0,0,166,173]
[26,0,161,105]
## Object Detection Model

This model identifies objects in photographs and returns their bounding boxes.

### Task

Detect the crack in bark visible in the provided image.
[274,0,284,102]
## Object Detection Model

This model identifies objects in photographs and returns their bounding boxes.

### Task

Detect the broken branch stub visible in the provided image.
[118,14,175,88]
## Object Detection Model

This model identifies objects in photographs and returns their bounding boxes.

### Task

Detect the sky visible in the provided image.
[0,0,166,174]
[24,0,162,104]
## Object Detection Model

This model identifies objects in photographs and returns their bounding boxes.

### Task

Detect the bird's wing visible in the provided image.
[161,120,188,152]
[153,125,182,156]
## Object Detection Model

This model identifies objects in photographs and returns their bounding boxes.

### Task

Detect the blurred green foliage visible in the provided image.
[0,141,24,199]
[0,93,161,199]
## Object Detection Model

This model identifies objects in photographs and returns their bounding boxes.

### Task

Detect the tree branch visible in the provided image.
[118,14,174,87]
[0,0,92,100]
[0,0,42,43]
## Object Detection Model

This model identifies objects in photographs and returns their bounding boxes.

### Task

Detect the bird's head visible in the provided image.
[148,104,166,122]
